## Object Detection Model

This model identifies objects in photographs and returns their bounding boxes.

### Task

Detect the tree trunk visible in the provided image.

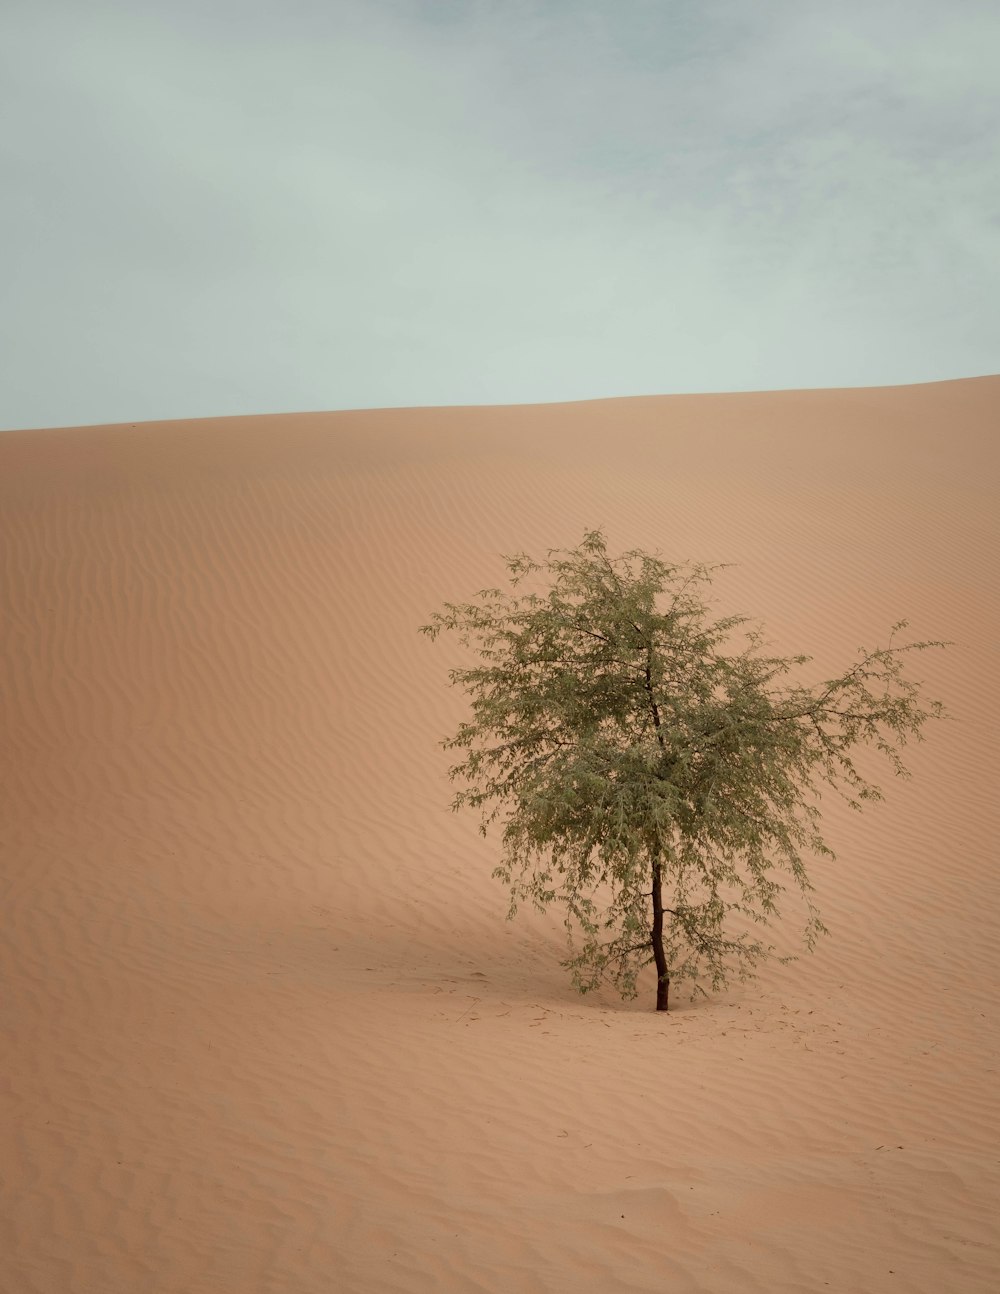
[651,853,669,1012]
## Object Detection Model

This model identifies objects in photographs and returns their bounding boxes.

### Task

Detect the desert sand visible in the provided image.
[2,377,998,1293]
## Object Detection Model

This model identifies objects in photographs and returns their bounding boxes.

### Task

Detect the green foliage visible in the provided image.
[420,529,950,1006]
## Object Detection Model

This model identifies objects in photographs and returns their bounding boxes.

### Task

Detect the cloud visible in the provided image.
[1,0,998,427]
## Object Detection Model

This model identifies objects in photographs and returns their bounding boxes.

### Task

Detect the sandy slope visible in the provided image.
[2,377,998,1293]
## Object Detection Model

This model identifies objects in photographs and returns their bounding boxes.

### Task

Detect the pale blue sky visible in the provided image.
[3,0,998,429]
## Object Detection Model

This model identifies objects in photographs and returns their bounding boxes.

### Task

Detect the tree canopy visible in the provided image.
[419,529,950,1010]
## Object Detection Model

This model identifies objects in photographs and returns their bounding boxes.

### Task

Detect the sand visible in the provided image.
[2,376,998,1293]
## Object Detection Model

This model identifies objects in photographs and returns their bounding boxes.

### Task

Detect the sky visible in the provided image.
[2,0,999,430]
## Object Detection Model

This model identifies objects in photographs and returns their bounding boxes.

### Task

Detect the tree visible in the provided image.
[419,529,950,1011]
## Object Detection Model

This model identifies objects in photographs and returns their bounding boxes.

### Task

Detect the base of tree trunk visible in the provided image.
[651,856,669,1011]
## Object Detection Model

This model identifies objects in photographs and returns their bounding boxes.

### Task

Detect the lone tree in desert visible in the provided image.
[420,530,949,1011]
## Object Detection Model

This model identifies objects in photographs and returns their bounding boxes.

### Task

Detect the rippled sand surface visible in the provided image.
[3,377,998,1292]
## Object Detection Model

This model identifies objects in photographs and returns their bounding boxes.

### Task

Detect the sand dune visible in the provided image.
[2,377,998,1292]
